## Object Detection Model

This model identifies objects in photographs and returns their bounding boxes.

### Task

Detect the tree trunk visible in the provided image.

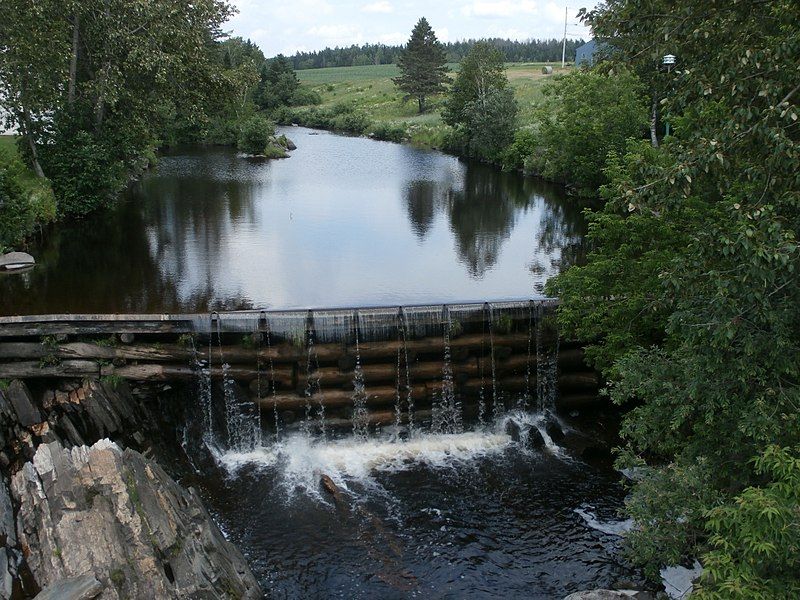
[20,108,45,178]
[650,93,659,148]
[68,14,80,105]
[418,96,425,114]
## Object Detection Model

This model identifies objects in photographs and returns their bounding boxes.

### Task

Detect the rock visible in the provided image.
[12,440,262,599]
[284,137,297,151]
[526,426,546,449]
[0,252,35,271]
[544,417,565,443]
[505,420,522,442]
[6,381,43,427]
[34,575,103,600]
[564,590,652,600]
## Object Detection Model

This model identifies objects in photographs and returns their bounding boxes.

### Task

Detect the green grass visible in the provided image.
[294,62,572,135]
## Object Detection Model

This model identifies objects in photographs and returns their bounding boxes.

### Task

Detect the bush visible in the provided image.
[0,147,56,248]
[290,87,323,106]
[371,122,408,143]
[696,446,800,598]
[237,115,275,155]
[332,110,371,134]
[462,87,518,163]
[501,129,538,172]
[531,69,648,195]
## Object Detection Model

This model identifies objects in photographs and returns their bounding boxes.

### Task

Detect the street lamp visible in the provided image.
[662,54,676,137]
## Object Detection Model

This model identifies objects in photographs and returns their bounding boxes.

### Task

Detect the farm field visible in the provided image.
[296,62,573,129]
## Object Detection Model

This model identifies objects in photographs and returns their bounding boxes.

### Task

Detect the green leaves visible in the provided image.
[392,18,449,113]
[552,0,800,586]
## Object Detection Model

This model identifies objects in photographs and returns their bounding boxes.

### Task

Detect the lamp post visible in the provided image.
[662,54,676,138]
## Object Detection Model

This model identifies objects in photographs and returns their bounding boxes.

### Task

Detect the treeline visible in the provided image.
[286,38,586,69]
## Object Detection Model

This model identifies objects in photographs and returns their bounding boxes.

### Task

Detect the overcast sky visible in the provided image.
[226,1,598,57]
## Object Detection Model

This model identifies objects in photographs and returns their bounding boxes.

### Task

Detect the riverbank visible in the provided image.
[0,136,56,252]
[276,62,571,150]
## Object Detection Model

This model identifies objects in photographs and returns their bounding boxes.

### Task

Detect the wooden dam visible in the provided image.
[0,300,602,431]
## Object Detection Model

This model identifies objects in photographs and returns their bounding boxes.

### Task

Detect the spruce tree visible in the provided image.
[393,18,449,113]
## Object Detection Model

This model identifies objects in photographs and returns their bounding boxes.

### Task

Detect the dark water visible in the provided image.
[0,128,586,315]
[187,424,636,600]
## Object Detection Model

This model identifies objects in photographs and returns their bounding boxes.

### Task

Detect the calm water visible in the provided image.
[0,128,586,315]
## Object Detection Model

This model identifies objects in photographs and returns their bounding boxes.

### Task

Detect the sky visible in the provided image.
[226,1,598,58]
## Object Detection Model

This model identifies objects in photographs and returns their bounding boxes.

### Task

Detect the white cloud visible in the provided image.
[305,24,365,47]
[379,32,407,45]
[362,1,394,13]
[462,1,539,18]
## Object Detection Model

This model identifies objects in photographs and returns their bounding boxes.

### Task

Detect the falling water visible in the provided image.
[398,308,415,434]
[431,307,463,434]
[535,303,560,413]
[487,305,501,421]
[521,301,534,410]
[351,321,370,440]
[263,323,282,442]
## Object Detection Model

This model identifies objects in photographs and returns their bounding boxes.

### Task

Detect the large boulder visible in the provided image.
[12,440,261,599]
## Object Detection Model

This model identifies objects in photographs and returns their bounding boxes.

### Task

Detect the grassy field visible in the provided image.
[296,62,572,131]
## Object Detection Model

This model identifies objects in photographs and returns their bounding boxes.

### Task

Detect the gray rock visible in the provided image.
[34,575,103,600]
[13,440,262,599]
[0,252,35,271]
[6,381,42,427]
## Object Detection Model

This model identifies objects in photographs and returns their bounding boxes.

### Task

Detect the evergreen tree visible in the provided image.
[392,18,449,113]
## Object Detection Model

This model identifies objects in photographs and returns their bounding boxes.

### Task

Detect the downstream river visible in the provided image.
[0,127,586,315]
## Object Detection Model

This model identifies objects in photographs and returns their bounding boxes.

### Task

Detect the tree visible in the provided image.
[531,69,648,195]
[255,55,300,111]
[0,0,235,216]
[443,42,517,162]
[393,18,449,113]
[462,87,518,162]
[549,0,800,583]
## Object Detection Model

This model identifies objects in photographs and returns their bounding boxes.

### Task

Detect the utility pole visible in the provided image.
[561,6,568,68]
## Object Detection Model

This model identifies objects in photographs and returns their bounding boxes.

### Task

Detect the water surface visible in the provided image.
[1,128,586,315]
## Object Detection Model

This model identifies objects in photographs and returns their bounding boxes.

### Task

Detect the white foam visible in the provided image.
[214,429,513,500]
[661,561,702,599]
[574,507,635,536]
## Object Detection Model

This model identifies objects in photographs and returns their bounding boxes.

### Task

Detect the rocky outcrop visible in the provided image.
[12,440,261,599]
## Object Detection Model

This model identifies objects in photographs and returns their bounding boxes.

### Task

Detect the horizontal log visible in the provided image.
[100,364,293,385]
[0,360,102,379]
[297,409,435,431]
[259,385,428,412]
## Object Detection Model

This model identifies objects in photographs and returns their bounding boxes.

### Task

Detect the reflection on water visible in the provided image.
[1,128,588,315]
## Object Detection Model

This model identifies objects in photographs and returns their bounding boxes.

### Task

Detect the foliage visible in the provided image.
[695,446,800,599]
[443,42,508,128]
[462,87,517,162]
[285,38,585,70]
[371,122,408,143]
[274,104,372,135]
[443,43,517,162]
[393,18,449,114]
[0,0,235,216]
[531,69,648,194]
[500,129,537,172]
[255,55,299,111]
[237,116,275,155]
[550,0,800,584]
[0,145,56,247]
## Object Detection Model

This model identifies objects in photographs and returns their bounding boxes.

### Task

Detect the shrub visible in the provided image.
[290,87,323,106]
[531,69,648,195]
[371,122,408,143]
[501,129,538,172]
[0,148,55,247]
[237,116,275,155]
[332,110,371,134]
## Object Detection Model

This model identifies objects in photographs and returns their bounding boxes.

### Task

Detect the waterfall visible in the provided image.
[535,303,560,413]
[194,300,568,471]
[431,307,463,435]
[351,321,370,440]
